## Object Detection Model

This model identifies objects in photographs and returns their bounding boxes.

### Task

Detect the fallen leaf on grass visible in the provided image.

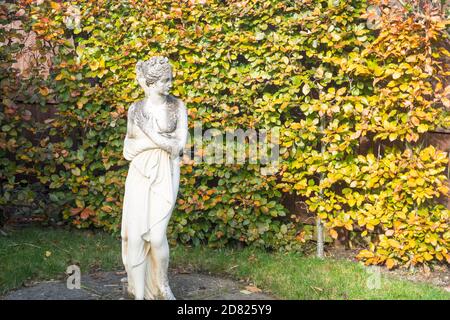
[175,268,192,274]
[245,285,262,293]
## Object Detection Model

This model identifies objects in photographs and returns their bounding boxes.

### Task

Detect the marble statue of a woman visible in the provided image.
[121,56,188,300]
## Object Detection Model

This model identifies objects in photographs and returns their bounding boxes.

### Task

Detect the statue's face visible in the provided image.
[152,71,173,96]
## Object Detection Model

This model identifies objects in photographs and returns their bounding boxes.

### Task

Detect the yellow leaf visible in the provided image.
[392,71,402,79]
[347,198,356,207]
[423,252,433,261]
[39,87,50,96]
[374,67,384,77]
[101,205,113,213]
[89,60,100,71]
[302,83,311,95]
[388,133,397,141]
[50,1,61,10]
[388,239,401,249]
[417,124,428,133]
[438,185,449,195]
[336,87,347,96]
[386,258,395,269]
[45,251,52,257]
[357,249,374,258]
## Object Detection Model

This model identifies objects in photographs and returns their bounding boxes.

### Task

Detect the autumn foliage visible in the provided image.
[0,0,449,268]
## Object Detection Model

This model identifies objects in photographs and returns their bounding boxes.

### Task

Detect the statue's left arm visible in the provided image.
[173,100,188,158]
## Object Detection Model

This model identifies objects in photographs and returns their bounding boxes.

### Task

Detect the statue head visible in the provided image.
[136,56,173,96]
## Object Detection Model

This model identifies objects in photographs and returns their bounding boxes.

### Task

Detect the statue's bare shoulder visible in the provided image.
[128,99,146,124]
[126,100,147,139]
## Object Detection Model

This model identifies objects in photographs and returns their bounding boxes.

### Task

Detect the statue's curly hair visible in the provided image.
[136,56,172,87]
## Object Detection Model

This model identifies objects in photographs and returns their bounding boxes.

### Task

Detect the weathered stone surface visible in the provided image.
[2,271,276,300]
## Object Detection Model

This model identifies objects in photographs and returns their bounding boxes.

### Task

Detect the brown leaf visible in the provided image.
[70,207,83,216]
[245,285,262,293]
[80,208,94,220]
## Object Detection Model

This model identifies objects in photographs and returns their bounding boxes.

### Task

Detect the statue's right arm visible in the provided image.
[123,104,137,161]
[135,109,178,156]
[123,103,159,161]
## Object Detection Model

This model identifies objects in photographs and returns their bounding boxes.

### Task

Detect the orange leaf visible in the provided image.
[386,258,395,269]
[245,285,262,293]
[329,229,338,239]
[80,208,94,220]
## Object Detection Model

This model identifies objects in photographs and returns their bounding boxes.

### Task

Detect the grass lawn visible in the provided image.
[0,227,449,299]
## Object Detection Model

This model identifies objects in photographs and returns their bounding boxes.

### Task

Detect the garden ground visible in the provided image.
[0,227,449,300]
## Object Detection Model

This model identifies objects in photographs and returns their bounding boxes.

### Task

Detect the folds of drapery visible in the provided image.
[123,135,159,161]
[121,143,174,269]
